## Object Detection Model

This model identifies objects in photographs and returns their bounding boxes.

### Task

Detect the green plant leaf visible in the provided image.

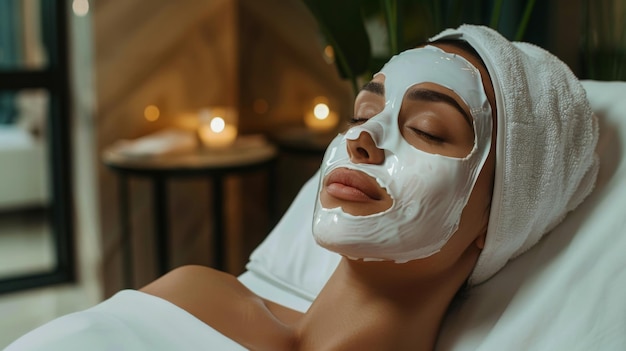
[302,0,372,83]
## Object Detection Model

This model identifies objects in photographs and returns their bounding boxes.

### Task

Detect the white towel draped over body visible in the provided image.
[5,290,246,351]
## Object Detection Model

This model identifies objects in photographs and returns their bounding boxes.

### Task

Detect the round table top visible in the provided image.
[103,135,277,173]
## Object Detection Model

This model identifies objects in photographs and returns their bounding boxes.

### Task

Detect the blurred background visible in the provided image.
[0,0,623,346]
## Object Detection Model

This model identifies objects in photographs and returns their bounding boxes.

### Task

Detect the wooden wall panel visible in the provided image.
[238,0,353,131]
[94,0,239,296]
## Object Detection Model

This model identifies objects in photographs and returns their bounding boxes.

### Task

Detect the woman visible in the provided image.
[140,25,598,350]
[142,38,496,350]
[7,25,598,351]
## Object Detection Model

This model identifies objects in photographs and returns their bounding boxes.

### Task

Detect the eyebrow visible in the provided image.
[406,88,472,128]
[359,81,473,128]
[360,81,385,96]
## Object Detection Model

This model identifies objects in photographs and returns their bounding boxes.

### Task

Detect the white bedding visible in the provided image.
[5,81,626,350]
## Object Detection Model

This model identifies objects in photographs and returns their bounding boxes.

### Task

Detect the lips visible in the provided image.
[324,168,386,202]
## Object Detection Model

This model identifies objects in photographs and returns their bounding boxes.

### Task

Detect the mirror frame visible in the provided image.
[0,0,75,294]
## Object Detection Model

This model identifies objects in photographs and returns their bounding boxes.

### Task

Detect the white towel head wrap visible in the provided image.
[430,25,599,285]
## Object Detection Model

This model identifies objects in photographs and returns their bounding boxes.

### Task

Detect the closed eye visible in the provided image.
[349,117,369,126]
[407,127,444,143]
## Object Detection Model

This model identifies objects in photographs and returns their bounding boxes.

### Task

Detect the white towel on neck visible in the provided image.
[431,25,599,285]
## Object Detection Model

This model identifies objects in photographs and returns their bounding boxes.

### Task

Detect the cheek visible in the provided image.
[458,152,495,236]
[425,180,493,273]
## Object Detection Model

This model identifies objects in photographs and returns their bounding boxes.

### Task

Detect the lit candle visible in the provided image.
[304,97,339,133]
[198,113,237,148]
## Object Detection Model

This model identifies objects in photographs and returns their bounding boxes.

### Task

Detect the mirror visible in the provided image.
[0,0,74,294]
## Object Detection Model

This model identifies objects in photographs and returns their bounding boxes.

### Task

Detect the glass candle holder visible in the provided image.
[198,107,238,149]
[304,96,339,133]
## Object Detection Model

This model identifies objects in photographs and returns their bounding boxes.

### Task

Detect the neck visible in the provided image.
[295,257,469,350]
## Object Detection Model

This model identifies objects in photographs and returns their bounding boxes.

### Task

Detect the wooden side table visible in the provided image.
[103,137,278,288]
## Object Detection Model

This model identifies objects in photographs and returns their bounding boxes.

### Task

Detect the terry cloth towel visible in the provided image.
[431,25,599,285]
[110,129,198,158]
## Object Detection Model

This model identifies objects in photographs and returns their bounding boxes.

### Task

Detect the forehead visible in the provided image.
[364,45,488,125]
[429,42,496,111]
[374,46,487,117]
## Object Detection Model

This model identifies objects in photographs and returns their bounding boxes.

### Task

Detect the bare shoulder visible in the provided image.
[141,265,256,312]
[140,265,300,350]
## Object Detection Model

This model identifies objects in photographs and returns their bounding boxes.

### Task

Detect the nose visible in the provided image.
[347,131,385,165]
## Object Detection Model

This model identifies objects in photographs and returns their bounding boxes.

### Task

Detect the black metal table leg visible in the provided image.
[212,175,225,271]
[153,176,169,276]
[118,173,133,288]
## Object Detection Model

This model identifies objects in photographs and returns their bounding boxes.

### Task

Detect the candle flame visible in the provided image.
[210,117,226,133]
[313,103,330,120]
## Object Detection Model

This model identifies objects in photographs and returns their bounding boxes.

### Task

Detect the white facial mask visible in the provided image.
[312,45,492,263]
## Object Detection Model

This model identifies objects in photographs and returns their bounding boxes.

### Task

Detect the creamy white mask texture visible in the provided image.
[312,45,492,262]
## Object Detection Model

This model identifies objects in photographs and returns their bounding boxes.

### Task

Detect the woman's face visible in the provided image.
[322,79,477,215]
[313,42,497,268]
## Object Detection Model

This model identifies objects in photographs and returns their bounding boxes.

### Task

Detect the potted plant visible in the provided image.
[303,0,537,94]
[582,0,626,80]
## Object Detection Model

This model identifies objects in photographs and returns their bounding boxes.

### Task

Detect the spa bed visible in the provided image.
[6,80,626,350]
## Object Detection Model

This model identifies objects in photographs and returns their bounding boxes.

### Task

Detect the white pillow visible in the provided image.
[246,170,338,301]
